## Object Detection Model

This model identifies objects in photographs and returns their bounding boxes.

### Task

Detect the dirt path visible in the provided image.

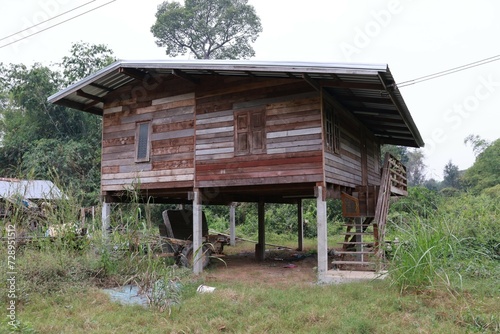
[204,245,318,286]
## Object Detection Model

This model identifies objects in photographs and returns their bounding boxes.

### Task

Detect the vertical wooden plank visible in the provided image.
[256,200,265,261]
[192,189,203,275]
[316,186,328,282]
[297,199,304,251]
[229,202,236,247]
[361,129,368,186]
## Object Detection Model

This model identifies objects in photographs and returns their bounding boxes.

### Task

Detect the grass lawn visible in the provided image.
[5,239,499,334]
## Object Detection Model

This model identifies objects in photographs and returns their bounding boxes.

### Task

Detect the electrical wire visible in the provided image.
[0,0,117,50]
[0,0,98,43]
[397,54,500,88]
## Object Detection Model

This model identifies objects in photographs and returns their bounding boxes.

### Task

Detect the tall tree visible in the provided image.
[151,0,262,59]
[60,42,115,85]
[406,149,426,186]
[464,134,491,157]
[442,160,460,189]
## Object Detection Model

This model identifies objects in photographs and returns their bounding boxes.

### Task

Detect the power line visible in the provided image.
[0,0,117,50]
[0,0,98,43]
[397,54,500,88]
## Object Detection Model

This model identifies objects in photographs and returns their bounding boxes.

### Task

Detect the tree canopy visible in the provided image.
[462,138,500,194]
[0,42,115,205]
[151,0,262,59]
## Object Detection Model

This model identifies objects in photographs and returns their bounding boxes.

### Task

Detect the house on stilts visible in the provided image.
[48,60,423,283]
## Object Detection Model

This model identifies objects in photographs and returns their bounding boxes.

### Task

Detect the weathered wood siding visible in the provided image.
[195,78,324,188]
[101,79,196,192]
[324,107,381,188]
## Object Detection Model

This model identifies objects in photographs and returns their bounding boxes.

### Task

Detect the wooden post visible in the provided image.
[101,201,111,240]
[192,189,203,275]
[229,202,236,247]
[256,200,265,261]
[316,186,328,282]
[297,199,304,251]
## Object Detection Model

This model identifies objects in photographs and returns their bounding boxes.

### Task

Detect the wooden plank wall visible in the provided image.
[101,79,196,192]
[324,109,381,189]
[195,78,324,188]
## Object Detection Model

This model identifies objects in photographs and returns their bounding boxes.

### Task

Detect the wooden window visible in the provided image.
[135,121,151,162]
[325,105,340,154]
[235,109,266,155]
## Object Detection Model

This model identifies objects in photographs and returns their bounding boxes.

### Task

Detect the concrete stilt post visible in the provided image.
[192,189,203,275]
[229,202,236,246]
[316,186,328,282]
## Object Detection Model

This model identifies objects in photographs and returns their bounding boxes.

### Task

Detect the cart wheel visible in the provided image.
[180,244,212,269]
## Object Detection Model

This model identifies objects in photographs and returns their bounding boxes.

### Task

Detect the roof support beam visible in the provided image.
[302,73,321,91]
[77,89,105,103]
[119,67,149,81]
[89,82,113,92]
[172,69,199,85]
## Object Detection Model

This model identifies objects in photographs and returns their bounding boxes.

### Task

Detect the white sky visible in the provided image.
[1,0,499,180]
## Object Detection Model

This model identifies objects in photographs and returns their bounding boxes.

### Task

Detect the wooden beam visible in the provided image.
[119,67,148,81]
[54,98,102,116]
[77,89,105,103]
[172,69,199,85]
[229,202,236,246]
[297,199,303,251]
[256,200,265,261]
[302,73,321,91]
[89,82,113,92]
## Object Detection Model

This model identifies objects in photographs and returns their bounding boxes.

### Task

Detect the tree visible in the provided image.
[380,145,409,165]
[0,42,115,205]
[406,149,426,186]
[151,0,262,59]
[464,134,491,157]
[442,160,460,189]
[60,42,115,85]
[462,138,500,194]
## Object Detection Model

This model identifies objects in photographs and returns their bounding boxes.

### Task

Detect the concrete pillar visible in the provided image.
[256,200,265,261]
[297,199,304,251]
[316,186,328,282]
[192,189,203,275]
[229,202,236,246]
[102,201,111,240]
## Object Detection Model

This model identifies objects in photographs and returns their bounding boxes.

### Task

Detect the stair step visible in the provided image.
[331,261,376,265]
[342,224,373,227]
[338,242,374,245]
[333,251,375,255]
[341,232,373,236]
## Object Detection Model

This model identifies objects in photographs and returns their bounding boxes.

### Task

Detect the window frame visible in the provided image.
[324,104,340,155]
[135,121,152,163]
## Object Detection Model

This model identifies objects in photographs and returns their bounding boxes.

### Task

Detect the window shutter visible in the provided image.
[235,109,266,155]
[235,113,250,154]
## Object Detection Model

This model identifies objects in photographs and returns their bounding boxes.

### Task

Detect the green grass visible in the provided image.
[6,278,499,333]
[2,191,499,333]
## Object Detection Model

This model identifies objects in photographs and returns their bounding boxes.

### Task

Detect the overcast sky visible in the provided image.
[1,0,499,180]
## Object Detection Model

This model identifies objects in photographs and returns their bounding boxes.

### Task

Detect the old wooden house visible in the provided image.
[49,60,423,281]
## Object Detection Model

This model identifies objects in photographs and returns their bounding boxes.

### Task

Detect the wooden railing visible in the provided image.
[373,152,408,254]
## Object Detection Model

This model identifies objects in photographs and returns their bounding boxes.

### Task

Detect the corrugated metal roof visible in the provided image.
[48,60,423,147]
[0,179,66,200]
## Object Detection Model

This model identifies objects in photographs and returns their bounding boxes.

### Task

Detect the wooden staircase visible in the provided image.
[332,153,407,271]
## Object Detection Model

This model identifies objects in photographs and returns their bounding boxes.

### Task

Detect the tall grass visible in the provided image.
[388,193,500,293]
